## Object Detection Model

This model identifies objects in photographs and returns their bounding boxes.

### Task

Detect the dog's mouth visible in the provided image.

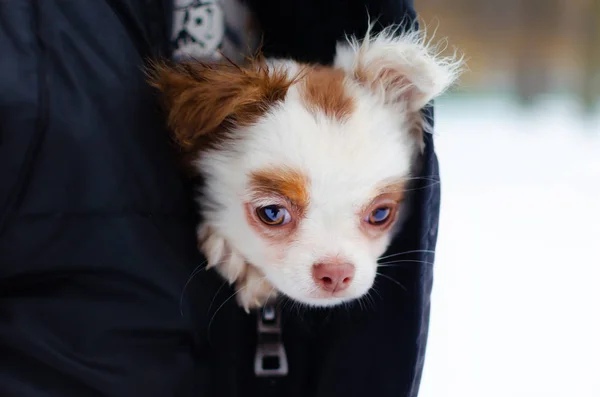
[270,282,366,308]
[306,285,363,301]
[286,293,358,308]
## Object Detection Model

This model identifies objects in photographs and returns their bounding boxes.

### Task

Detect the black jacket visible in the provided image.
[0,1,439,396]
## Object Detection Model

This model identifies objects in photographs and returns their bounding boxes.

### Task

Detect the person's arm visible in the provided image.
[0,2,207,396]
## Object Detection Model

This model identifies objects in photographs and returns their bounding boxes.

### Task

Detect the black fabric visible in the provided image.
[0,1,438,396]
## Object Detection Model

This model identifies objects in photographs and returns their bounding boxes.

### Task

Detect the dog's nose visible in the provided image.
[312,262,355,293]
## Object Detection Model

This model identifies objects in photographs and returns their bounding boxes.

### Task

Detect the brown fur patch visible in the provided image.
[146,57,299,153]
[301,66,354,121]
[249,167,310,208]
[375,180,406,199]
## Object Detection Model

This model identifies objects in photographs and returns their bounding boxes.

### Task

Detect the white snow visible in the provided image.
[419,96,600,397]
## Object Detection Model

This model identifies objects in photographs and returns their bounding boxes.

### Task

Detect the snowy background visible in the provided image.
[418,96,600,397]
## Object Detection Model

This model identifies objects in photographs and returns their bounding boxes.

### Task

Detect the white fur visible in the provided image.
[194,28,463,310]
[335,24,464,112]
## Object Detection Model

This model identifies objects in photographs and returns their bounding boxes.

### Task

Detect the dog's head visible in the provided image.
[150,27,462,308]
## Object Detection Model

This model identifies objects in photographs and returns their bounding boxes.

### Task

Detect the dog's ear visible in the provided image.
[146,59,295,151]
[334,26,463,115]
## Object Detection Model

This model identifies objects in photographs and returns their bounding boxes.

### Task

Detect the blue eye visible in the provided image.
[367,207,392,225]
[256,205,291,226]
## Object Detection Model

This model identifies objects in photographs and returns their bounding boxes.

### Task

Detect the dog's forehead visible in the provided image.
[237,85,414,198]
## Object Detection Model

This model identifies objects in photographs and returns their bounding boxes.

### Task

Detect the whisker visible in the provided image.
[403,180,441,192]
[286,298,296,315]
[179,260,208,316]
[182,250,237,316]
[286,297,299,318]
[281,295,305,319]
[370,286,383,301]
[365,291,377,311]
[357,296,365,311]
[353,291,377,312]
[207,284,248,346]
[280,295,293,313]
[280,296,288,311]
[377,259,434,267]
[206,280,229,315]
[292,300,301,317]
[376,272,407,292]
[403,176,440,182]
[378,249,436,261]
[263,286,277,310]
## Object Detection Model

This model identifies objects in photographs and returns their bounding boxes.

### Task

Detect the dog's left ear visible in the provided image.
[334,27,463,119]
[146,59,294,151]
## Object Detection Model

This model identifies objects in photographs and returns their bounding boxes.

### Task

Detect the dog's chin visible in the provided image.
[290,296,358,308]
[275,286,370,308]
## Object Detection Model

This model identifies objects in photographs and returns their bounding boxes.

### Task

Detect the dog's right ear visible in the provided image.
[334,27,463,113]
[334,26,464,152]
[146,59,295,151]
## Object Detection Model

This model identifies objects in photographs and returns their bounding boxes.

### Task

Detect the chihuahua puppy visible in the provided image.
[149,26,462,312]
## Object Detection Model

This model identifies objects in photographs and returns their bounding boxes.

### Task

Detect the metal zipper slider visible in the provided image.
[254,304,288,377]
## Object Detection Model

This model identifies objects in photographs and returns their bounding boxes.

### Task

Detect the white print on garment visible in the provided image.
[172,0,225,60]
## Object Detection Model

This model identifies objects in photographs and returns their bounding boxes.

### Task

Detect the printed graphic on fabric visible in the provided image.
[172,0,225,60]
